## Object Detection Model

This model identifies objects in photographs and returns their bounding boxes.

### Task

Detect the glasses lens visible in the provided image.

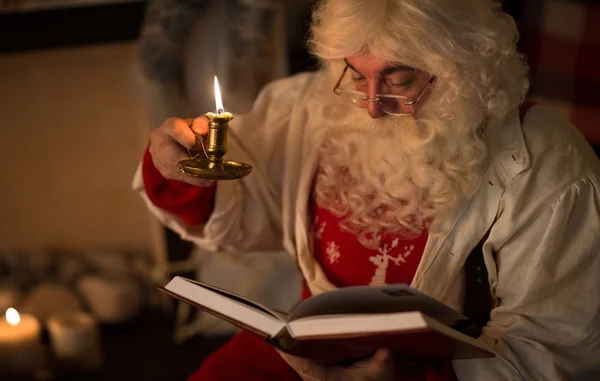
[336,89,414,115]
[338,90,364,108]
[377,95,414,115]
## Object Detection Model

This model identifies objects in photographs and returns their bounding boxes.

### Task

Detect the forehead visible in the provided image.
[345,53,413,76]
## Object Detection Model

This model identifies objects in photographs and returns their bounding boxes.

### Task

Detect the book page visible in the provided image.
[288,311,429,337]
[182,278,290,319]
[284,313,494,362]
[165,277,287,336]
[289,284,465,324]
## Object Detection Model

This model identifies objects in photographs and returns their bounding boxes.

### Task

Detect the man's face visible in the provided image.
[318,54,486,246]
[344,53,434,119]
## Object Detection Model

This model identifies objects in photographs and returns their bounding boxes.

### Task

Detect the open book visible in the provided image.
[159,276,494,364]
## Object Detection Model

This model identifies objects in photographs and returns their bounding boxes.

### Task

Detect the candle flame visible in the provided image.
[214,76,224,114]
[6,307,20,326]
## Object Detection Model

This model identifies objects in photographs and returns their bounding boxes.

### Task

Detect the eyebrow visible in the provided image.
[344,58,414,77]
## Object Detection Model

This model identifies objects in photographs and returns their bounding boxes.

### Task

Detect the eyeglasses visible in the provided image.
[333,64,436,116]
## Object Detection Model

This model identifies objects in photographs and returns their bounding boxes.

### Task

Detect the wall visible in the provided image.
[0,42,158,255]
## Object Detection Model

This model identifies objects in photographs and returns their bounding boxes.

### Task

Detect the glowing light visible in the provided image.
[214,76,224,114]
[6,308,20,326]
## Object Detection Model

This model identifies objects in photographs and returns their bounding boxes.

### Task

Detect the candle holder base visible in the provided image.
[179,159,252,180]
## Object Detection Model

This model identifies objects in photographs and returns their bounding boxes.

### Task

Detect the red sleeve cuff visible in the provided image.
[142,144,216,225]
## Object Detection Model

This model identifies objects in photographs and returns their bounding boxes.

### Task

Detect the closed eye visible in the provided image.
[348,66,366,82]
[388,78,415,89]
[388,80,415,88]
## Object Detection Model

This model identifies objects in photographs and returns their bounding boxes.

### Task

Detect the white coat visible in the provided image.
[134,72,600,380]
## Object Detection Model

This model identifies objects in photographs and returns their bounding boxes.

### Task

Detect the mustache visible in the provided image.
[327,111,430,159]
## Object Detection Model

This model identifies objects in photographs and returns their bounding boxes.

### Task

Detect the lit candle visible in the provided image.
[203,75,233,164]
[0,308,42,376]
[178,74,252,179]
[214,75,224,114]
[205,76,233,119]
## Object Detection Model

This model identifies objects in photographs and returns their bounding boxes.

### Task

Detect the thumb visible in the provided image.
[354,349,391,366]
[354,348,393,369]
[370,349,392,364]
[353,349,394,380]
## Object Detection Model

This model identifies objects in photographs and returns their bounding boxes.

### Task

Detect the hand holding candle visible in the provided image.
[148,117,215,186]
[148,75,252,183]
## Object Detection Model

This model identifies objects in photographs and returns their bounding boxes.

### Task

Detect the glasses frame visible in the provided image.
[333,64,436,115]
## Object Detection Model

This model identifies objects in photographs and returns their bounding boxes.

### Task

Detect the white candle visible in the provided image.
[47,312,102,371]
[0,308,42,376]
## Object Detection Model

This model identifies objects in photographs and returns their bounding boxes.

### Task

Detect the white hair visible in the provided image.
[310,0,529,121]
[309,0,529,248]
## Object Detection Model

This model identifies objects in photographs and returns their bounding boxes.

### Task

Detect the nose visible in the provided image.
[367,101,385,119]
[365,79,385,119]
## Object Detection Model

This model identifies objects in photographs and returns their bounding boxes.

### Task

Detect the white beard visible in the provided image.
[314,102,487,249]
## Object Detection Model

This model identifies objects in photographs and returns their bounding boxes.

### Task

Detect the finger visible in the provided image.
[165,117,198,149]
[353,348,391,369]
[278,351,307,369]
[278,351,328,381]
[353,348,394,378]
[153,142,189,173]
[190,116,209,136]
[366,348,392,366]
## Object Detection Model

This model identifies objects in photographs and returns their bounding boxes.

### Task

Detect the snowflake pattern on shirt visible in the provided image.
[312,204,427,287]
[326,241,341,264]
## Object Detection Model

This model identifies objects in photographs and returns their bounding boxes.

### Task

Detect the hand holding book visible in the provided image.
[278,348,395,381]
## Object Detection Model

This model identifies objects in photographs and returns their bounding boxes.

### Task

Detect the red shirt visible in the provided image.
[312,203,427,288]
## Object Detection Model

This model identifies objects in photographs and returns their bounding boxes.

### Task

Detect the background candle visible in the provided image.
[0,308,43,377]
[47,311,103,371]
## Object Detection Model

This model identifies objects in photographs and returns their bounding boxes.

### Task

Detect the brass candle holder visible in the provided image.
[178,112,253,180]
[178,76,253,180]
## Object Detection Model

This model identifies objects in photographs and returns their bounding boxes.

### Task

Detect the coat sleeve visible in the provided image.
[132,72,316,253]
[454,173,600,380]
[141,143,216,225]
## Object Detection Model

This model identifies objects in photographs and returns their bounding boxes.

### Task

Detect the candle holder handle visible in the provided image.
[186,131,209,161]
